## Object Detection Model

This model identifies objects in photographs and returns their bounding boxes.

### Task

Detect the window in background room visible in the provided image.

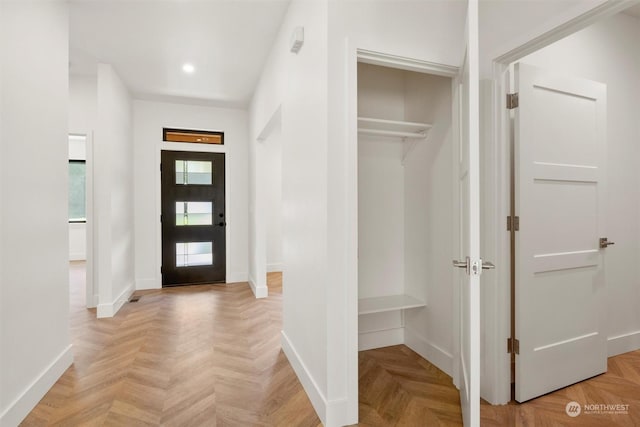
[69,160,86,222]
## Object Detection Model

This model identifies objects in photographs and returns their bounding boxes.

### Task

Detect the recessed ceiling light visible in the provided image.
[182,63,195,74]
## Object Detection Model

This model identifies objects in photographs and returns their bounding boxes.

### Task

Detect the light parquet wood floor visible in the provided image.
[357,346,462,426]
[481,349,640,427]
[23,266,321,426]
[23,265,466,427]
[33,264,640,426]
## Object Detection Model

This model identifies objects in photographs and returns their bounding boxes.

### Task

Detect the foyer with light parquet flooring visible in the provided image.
[22,263,640,426]
[22,264,463,426]
[23,265,321,426]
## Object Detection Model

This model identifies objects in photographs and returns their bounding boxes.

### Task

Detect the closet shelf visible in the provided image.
[358,117,432,139]
[358,294,426,315]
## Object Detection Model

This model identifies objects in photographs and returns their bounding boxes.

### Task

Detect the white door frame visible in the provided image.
[249,105,282,298]
[68,132,97,309]
[85,132,96,308]
[485,0,635,405]
[345,42,459,421]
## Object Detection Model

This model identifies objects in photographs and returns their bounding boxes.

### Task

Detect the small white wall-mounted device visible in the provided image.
[290,26,304,54]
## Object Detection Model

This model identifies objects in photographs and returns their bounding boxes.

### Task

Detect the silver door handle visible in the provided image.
[453,258,469,274]
[482,261,495,270]
[599,237,615,248]
[453,258,495,271]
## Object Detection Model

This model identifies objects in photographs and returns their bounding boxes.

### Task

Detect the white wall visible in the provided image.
[68,77,97,264]
[68,76,98,306]
[356,64,406,352]
[357,137,406,351]
[403,72,454,376]
[95,64,135,318]
[357,64,406,302]
[133,100,249,289]
[519,13,640,355]
[248,118,262,295]
[250,0,332,422]
[325,2,467,424]
[358,139,405,297]
[250,1,468,423]
[478,0,609,78]
[264,128,283,272]
[0,2,73,425]
[69,77,97,133]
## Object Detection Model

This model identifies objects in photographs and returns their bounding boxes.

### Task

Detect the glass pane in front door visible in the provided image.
[175,160,212,185]
[175,201,213,226]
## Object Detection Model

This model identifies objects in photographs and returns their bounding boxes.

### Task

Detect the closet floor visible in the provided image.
[358,345,463,426]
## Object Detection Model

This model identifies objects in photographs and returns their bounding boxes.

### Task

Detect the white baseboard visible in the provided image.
[326,397,350,427]
[0,345,73,426]
[86,294,98,309]
[358,327,404,351]
[608,330,640,357]
[281,331,328,424]
[404,327,453,377]
[69,252,86,261]
[97,283,134,318]
[281,331,351,427]
[267,262,283,273]
[248,274,268,299]
[135,277,160,290]
[226,271,248,283]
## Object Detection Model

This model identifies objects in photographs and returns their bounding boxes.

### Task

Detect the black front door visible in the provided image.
[161,150,225,286]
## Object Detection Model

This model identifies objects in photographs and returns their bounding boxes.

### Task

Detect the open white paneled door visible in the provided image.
[453,0,483,425]
[513,62,608,402]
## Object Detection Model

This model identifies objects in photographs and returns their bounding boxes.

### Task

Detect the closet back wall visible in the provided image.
[358,64,407,299]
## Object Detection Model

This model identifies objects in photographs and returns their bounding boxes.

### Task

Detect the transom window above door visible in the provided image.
[163,127,224,145]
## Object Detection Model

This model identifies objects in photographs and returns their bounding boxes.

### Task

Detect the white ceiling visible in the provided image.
[623,3,640,19]
[70,0,290,108]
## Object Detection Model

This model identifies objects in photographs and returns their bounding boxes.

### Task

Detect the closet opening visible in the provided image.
[356,60,461,421]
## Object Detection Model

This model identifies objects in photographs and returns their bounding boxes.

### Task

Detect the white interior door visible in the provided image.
[514,62,607,402]
[454,0,480,425]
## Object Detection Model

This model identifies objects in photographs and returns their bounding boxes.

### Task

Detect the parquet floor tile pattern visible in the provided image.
[481,349,640,427]
[23,265,465,427]
[24,263,639,426]
[22,266,321,427]
[356,346,463,426]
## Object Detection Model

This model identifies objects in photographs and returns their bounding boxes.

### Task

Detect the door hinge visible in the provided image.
[160,163,163,172]
[506,93,519,109]
[507,216,520,231]
[160,265,164,274]
[507,337,520,355]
